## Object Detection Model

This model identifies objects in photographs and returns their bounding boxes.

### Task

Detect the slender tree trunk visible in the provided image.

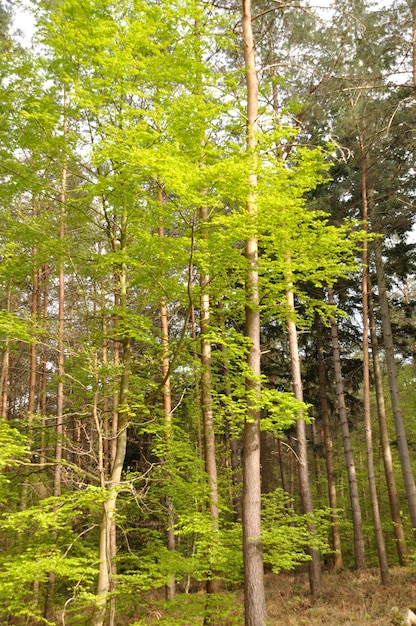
[241,1,266,623]
[277,439,288,494]
[191,305,203,458]
[368,281,408,566]
[101,283,109,471]
[91,229,130,626]
[45,88,68,625]
[316,315,343,570]
[0,345,9,420]
[22,242,40,512]
[39,265,49,471]
[1,288,11,419]
[54,89,67,500]
[199,203,220,597]
[218,321,242,522]
[158,187,176,601]
[28,252,39,426]
[111,285,119,471]
[360,152,388,584]
[328,287,366,569]
[286,288,321,596]
[371,209,416,534]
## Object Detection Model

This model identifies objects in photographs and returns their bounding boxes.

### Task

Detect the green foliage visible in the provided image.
[132,591,243,626]
[0,418,29,473]
[0,488,102,622]
[260,388,309,434]
[261,489,331,573]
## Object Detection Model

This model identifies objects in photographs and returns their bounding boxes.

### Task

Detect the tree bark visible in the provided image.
[158,188,176,601]
[371,209,416,534]
[360,155,388,584]
[91,203,130,626]
[54,88,67,499]
[286,289,321,596]
[316,315,343,570]
[328,287,366,570]
[241,0,266,623]
[199,203,220,598]
[368,282,408,565]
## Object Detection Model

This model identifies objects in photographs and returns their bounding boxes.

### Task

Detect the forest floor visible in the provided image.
[136,566,416,625]
[261,566,416,625]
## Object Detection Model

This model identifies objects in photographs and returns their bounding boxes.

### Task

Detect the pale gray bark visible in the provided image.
[159,191,176,601]
[286,289,321,597]
[200,204,220,597]
[371,210,416,533]
[328,288,366,570]
[360,156,388,584]
[54,89,67,499]
[368,283,408,565]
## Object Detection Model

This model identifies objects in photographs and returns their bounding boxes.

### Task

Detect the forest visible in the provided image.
[1,0,416,624]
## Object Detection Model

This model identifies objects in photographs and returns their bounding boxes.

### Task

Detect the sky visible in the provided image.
[13,2,36,45]
[13,0,337,46]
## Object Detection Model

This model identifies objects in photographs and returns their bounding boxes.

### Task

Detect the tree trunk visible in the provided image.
[241,0,266,623]
[54,88,67,500]
[158,189,176,601]
[199,203,220,598]
[360,155,388,584]
[328,287,366,570]
[191,305,203,458]
[286,289,321,597]
[368,282,408,566]
[371,209,416,534]
[45,90,68,624]
[91,202,130,626]
[316,315,343,570]
[39,264,49,472]
[0,343,9,419]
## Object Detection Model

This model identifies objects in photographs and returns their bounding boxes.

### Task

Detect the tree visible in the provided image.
[328,288,367,570]
[241,0,267,624]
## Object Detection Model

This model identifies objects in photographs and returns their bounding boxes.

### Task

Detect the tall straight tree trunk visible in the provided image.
[360,150,388,584]
[54,88,68,499]
[28,246,39,426]
[191,305,203,458]
[0,287,11,420]
[22,239,40,511]
[241,1,266,624]
[286,288,321,596]
[158,186,176,601]
[199,203,220,597]
[328,287,366,569]
[101,282,109,471]
[368,281,408,566]
[316,315,343,570]
[371,209,416,534]
[0,344,9,419]
[39,265,49,472]
[45,87,68,625]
